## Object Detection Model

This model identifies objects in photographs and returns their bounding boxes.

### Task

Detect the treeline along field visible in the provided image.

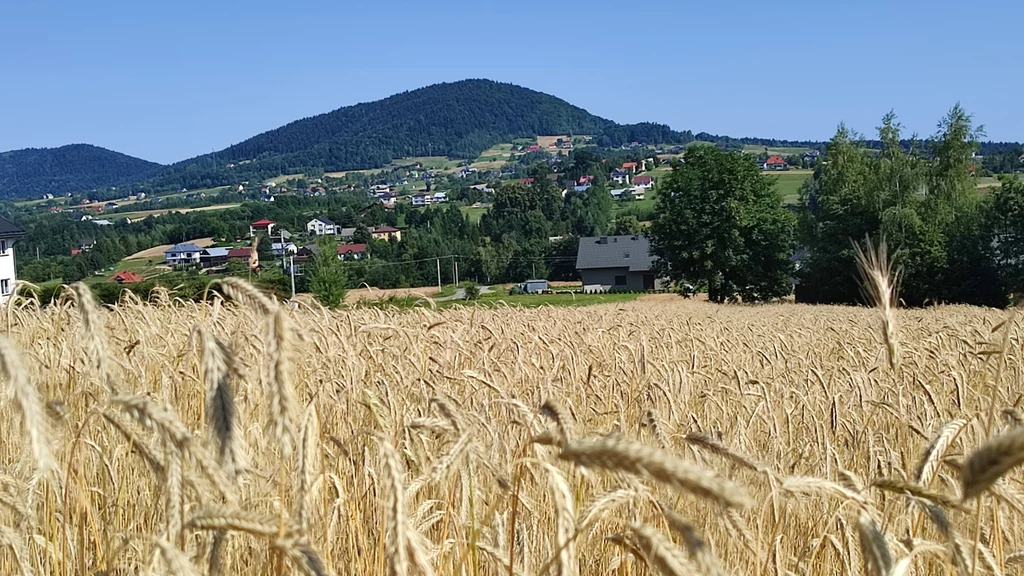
[0,281,1022,574]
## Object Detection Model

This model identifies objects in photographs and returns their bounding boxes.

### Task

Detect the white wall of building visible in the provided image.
[0,238,16,304]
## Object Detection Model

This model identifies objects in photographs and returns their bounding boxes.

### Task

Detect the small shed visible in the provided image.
[524,279,548,294]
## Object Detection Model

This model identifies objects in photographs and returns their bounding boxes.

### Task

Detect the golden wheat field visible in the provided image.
[2,279,1024,576]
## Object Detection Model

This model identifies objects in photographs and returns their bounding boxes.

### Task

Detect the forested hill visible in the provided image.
[0,144,163,199]
[146,79,695,190]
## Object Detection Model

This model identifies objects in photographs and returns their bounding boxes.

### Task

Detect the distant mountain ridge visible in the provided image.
[2,79,1021,198]
[0,144,163,199]
[146,79,695,190]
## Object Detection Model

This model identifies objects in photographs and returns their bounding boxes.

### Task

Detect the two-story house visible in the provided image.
[371,226,402,242]
[306,216,337,236]
[249,219,276,238]
[164,243,203,267]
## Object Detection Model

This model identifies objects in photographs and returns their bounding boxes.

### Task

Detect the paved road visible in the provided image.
[434,285,496,302]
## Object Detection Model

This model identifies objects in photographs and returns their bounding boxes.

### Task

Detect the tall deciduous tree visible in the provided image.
[649,145,795,303]
[798,107,1006,307]
[306,238,348,308]
[986,176,1024,292]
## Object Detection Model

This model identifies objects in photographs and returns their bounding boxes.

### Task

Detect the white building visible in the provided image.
[272,242,297,256]
[164,242,203,267]
[306,216,337,236]
[0,217,24,304]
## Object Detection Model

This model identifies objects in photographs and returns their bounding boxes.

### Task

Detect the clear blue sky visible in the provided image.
[2,0,1020,164]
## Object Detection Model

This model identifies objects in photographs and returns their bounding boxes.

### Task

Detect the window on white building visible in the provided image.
[1,279,10,295]
[0,240,7,254]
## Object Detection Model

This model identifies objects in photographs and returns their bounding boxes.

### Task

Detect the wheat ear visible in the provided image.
[540,462,577,576]
[267,308,298,457]
[870,477,967,511]
[914,418,969,487]
[657,504,729,576]
[0,523,34,576]
[856,513,893,576]
[295,403,320,532]
[961,427,1024,500]
[628,522,694,576]
[683,431,764,473]
[540,399,574,447]
[0,336,54,478]
[215,277,276,315]
[429,395,464,434]
[185,506,280,537]
[67,281,113,391]
[852,236,901,373]
[780,475,869,505]
[375,435,434,576]
[559,435,751,509]
[154,537,201,576]
[195,325,241,480]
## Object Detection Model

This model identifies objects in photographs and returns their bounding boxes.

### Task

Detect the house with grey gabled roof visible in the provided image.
[306,216,336,236]
[576,235,665,293]
[165,243,203,267]
[199,247,229,268]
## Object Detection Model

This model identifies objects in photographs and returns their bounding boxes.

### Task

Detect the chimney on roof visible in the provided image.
[613,237,618,242]
[598,236,608,244]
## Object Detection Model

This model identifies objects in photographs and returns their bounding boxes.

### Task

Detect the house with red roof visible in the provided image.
[632,175,653,189]
[336,243,368,261]
[578,175,594,185]
[521,178,535,186]
[226,248,251,261]
[110,270,144,284]
[762,156,787,171]
[621,162,638,173]
[371,226,402,242]
[249,219,276,238]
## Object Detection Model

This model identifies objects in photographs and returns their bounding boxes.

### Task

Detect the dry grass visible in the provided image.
[343,286,441,304]
[537,136,567,149]
[125,237,215,260]
[1,281,1024,574]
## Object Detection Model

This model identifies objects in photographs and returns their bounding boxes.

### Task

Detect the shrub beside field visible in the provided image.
[0,281,1020,574]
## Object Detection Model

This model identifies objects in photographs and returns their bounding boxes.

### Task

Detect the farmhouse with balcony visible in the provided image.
[249,219,276,238]
[164,243,203,267]
[306,217,337,236]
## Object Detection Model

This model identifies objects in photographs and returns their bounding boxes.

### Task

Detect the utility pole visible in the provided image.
[436,258,442,292]
[454,259,459,286]
[532,262,536,279]
[289,253,296,300]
